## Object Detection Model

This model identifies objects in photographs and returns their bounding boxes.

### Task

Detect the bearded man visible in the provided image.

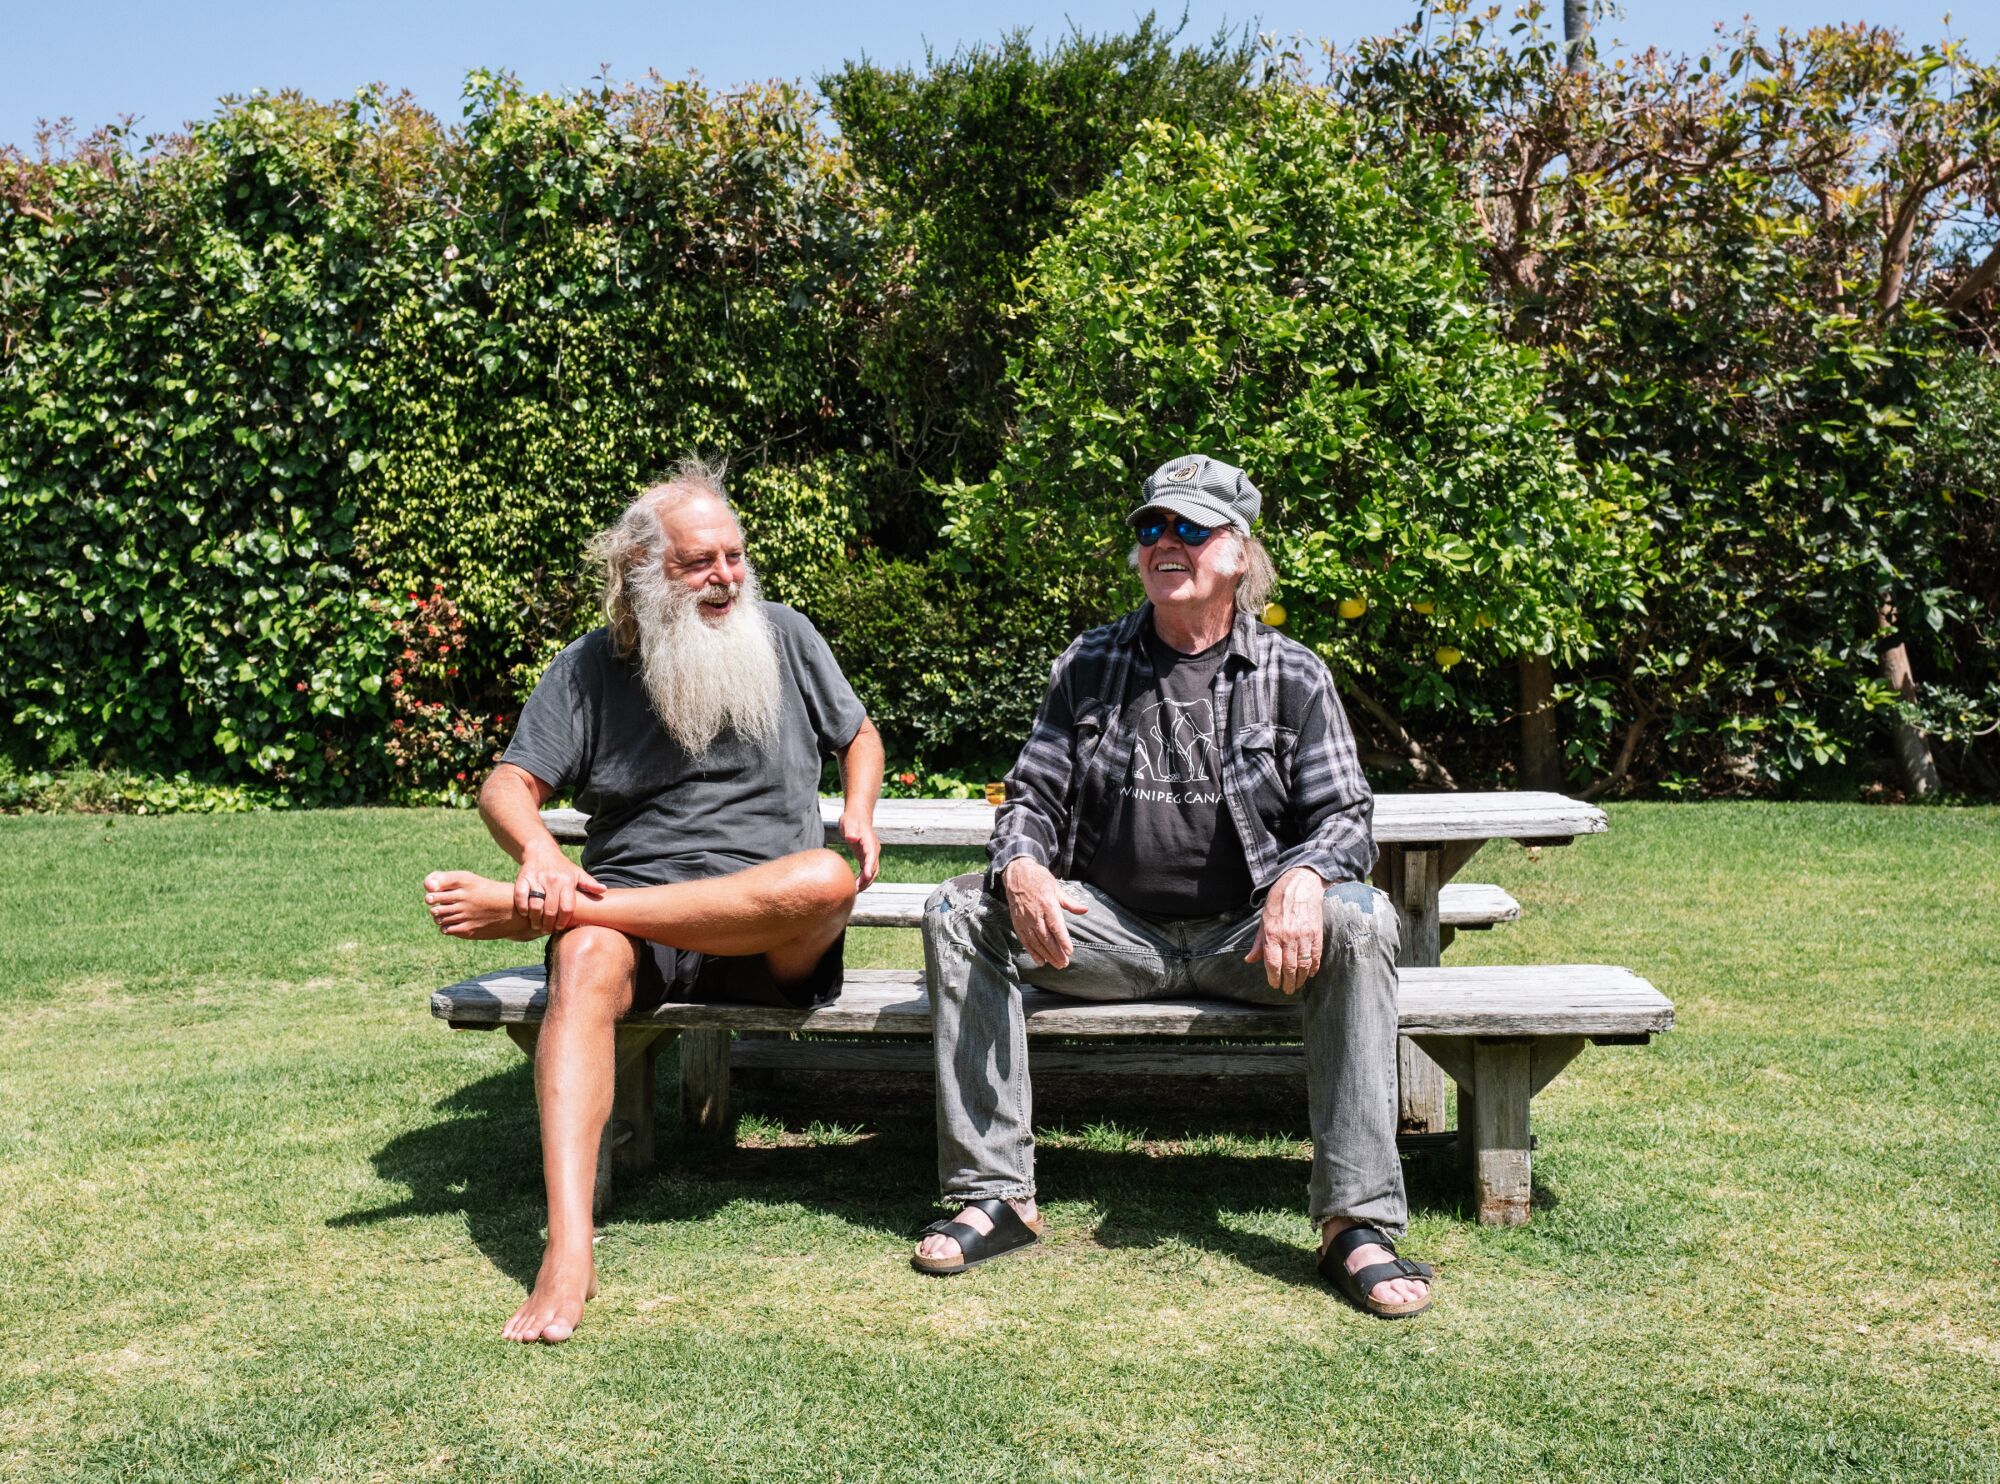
[422,460,882,1344]
[914,454,1432,1319]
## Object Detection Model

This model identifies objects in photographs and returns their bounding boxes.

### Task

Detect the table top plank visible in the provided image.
[436,963,1670,1038]
[846,879,1519,929]
[540,792,1605,849]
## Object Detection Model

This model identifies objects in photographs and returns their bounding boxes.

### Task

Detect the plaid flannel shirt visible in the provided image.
[988,603,1377,900]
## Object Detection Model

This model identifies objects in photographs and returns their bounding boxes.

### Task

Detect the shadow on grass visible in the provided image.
[332,1058,1502,1293]
[328,1060,549,1286]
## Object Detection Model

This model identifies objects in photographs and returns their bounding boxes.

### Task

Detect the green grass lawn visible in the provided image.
[1,804,1996,1482]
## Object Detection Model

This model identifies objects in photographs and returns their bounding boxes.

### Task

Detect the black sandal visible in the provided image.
[911,1198,1041,1276]
[1317,1224,1434,1319]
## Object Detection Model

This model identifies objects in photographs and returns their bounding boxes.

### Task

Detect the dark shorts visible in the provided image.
[545,930,846,1013]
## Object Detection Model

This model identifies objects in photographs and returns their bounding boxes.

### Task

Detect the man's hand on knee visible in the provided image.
[1246,866,1327,995]
[1003,858,1090,969]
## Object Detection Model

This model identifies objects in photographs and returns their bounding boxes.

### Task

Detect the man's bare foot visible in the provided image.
[912,1197,1041,1266]
[423,871,540,941]
[1320,1218,1430,1309]
[502,1250,598,1343]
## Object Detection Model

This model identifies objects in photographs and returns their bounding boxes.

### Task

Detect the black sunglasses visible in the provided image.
[1136,516,1219,548]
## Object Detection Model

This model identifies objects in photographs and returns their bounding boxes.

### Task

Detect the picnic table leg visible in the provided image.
[1378,844,1448,1134]
[1414,1035,1535,1227]
[611,1027,671,1178]
[679,1028,733,1141]
[1468,1039,1532,1226]
[502,1024,671,1219]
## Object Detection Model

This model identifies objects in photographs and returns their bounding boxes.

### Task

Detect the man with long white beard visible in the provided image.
[421,461,883,1344]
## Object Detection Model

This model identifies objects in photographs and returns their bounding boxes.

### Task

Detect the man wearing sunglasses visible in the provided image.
[914,454,1432,1319]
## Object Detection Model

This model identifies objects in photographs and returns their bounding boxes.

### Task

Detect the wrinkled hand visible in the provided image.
[840,810,881,891]
[1246,866,1327,995]
[1004,858,1090,969]
[515,842,606,933]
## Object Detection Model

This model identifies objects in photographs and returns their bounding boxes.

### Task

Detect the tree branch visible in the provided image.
[1335,670,1458,790]
[1945,236,2000,312]
[1579,704,1654,801]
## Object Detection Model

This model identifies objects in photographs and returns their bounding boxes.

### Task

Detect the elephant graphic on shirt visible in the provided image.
[1132,698,1217,783]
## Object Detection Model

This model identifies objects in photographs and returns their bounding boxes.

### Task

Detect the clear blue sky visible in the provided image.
[4,1,1985,153]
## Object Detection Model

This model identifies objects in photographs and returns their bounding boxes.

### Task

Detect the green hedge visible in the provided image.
[3,21,1996,802]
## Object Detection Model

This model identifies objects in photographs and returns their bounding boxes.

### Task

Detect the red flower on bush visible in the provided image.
[382,582,509,798]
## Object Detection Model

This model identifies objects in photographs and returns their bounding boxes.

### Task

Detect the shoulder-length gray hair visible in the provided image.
[585,457,735,657]
[1227,532,1278,616]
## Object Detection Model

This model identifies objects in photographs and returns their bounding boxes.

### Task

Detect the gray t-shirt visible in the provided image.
[501,603,866,887]
[1082,624,1255,918]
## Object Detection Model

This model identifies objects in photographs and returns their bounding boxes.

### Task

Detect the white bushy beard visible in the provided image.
[628,562,784,757]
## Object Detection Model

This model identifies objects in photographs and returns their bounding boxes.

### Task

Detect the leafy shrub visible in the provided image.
[824,18,1263,530]
[801,551,1062,774]
[947,92,1641,715]
[0,758,287,814]
[382,584,512,803]
[0,98,407,797]
[1332,10,2000,794]
[4,24,1998,801]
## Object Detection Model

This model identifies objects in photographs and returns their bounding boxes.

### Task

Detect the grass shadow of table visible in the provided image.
[330,1058,1540,1293]
[328,1059,930,1289]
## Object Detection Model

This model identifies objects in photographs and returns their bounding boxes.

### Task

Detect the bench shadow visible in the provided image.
[332,1060,1538,1294]
[329,1061,549,1287]
[329,1058,938,1289]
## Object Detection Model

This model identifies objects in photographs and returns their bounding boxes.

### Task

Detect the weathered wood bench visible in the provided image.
[547,794,1563,1132]
[428,791,1668,1226]
[434,964,1673,1226]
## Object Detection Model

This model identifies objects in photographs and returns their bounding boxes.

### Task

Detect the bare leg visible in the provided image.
[425,849,856,968]
[433,852,855,1341]
[503,926,636,1344]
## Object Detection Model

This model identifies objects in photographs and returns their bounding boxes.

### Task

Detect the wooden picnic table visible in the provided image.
[542,790,1608,1134]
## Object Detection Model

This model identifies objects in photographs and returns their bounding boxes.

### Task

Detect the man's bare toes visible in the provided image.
[503,1300,538,1342]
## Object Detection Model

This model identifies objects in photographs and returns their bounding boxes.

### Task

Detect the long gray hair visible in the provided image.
[1225,532,1279,616]
[587,457,735,658]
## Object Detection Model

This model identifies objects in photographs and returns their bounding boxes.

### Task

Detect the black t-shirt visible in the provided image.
[1081,623,1255,918]
[500,603,866,887]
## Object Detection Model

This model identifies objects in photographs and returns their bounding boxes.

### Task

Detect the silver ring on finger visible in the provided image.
[527,889,547,901]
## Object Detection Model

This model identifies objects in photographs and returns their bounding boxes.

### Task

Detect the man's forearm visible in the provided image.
[478,765,563,865]
[838,718,884,819]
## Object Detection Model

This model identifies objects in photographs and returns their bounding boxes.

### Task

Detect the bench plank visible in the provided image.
[434,963,1672,1039]
[848,879,1521,930]
[540,791,1607,850]
[728,1041,1314,1078]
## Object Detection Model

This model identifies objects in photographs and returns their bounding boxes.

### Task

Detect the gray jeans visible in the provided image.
[922,874,1408,1235]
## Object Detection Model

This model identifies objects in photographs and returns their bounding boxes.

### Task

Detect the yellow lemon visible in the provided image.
[1434,646,1462,669]
[1411,599,1435,615]
[1337,596,1368,620]
[1261,602,1287,628]
[1474,612,1495,629]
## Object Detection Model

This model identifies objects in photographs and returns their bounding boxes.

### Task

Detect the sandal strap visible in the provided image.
[1349,1256,1433,1294]
[1325,1224,1397,1264]
[919,1199,1038,1266]
[959,1198,1035,1244]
